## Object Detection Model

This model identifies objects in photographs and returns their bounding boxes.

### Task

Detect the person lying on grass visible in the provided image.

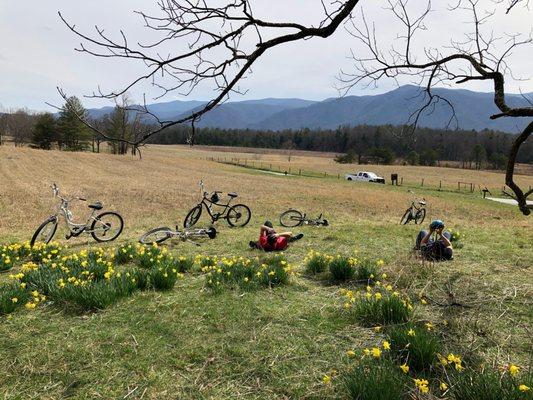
[249,220,303,252]
[415,219,453,261]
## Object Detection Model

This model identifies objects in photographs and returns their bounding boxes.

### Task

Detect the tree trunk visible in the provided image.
[505,121,532,215]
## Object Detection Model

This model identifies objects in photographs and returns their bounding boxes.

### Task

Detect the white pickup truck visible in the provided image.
[345,171,385,184]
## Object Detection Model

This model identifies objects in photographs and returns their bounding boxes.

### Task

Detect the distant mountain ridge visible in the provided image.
[87,86,532,133]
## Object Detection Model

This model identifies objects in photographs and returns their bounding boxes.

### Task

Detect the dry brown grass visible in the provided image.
[192,145,533,191]
[1,144,530,242]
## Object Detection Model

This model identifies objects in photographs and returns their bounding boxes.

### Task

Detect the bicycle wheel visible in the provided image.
[184,205,203,228]
[279,209,303,227]
[226,204,251,227]
[139,227,172,245]
[30,216,58,247]
[414,208,426,225]
[91,212,124,242]
[400,209,412,225]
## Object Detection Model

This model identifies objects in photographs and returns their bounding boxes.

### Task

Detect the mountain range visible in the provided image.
[87,85,532,133]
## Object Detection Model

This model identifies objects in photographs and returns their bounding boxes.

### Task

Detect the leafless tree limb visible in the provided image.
[340,0,532,214]
[59,0,361,145]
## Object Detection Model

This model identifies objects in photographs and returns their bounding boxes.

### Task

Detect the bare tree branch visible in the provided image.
[59,0,361,145]
[340,0,532,214]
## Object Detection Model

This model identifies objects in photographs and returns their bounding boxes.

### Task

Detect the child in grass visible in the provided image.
[249,221,303,252]
[415,219,453,261]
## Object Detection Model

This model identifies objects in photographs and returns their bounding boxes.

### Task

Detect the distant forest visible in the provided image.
[1,102,531,170]
[150,124,533,169]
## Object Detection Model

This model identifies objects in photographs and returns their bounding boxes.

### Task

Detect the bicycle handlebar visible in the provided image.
[51,183,87,203]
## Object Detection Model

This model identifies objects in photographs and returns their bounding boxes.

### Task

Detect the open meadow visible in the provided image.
[0,144,532,399]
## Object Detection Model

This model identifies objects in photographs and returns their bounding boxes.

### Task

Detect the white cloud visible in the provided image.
[0,0,531,111]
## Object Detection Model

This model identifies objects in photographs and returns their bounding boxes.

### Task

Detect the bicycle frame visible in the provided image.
[408,201,426,218]
[301,213,322,224]
[51,185,106,236]
[197,181,235,222]
[176,227,216,245]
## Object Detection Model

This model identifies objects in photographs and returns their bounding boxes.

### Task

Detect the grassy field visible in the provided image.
[0,145,532,399]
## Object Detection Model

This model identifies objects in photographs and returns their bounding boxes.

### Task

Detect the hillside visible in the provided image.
[87,86,532,133]
[0,145,531,399]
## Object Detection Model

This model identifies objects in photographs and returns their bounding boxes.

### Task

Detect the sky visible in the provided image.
[0,0,531,112]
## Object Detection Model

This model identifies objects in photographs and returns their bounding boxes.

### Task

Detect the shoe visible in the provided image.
[249,241,259,249]
[289,233,304,242]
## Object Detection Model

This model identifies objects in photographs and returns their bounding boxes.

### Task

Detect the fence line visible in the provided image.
[207,157,510,196]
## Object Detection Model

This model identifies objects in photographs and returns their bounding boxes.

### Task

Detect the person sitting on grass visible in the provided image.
[415,219,453,261]
[249,220,303,252]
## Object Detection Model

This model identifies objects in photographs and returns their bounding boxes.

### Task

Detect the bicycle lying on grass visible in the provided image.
[184,181,251,228]
[30,183,124,246]
[400,199,427,225]
[139,226,217,246]
[279,209,329,228]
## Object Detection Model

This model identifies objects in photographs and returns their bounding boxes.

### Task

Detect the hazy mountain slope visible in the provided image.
[191,100,317,129]
[252,86,530,132]
[85,87,531,133]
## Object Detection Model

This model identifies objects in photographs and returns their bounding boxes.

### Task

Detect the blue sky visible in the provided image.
[0,0,531,112]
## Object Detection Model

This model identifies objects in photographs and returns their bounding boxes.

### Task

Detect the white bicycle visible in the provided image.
[139,226,217,246]
[30,183,124,246]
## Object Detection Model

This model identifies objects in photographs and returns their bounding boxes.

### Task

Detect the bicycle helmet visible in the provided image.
[264,220,274,228]
[430,219,444,230]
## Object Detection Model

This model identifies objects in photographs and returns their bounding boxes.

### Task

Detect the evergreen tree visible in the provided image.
[406,150,420,165]
[32,113,57,150]
[57,97,90,151]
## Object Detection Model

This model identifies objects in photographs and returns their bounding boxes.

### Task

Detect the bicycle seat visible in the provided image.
[88,202,103,210]
[418,201,426,206]
[228,192,238,198]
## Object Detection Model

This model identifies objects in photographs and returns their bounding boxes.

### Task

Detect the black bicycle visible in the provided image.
[184,181,251,228]
[400,199,427,225]
[139,226,217,246]
[279,209,329,228]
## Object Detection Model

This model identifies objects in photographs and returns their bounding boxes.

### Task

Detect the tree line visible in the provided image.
[1,105,531,170]
[0,95,145,155]
[149,124,532,169]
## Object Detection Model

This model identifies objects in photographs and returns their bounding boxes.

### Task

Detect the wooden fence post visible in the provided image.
[421,178,424,187]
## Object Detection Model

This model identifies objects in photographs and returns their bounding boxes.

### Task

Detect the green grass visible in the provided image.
[0,283,30,315]
[0,150,531,399]
[0,278,364,399]
[450,369,533,400]
[329,255,355,282]
[386,323,441,373]
[341,359,410,400]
